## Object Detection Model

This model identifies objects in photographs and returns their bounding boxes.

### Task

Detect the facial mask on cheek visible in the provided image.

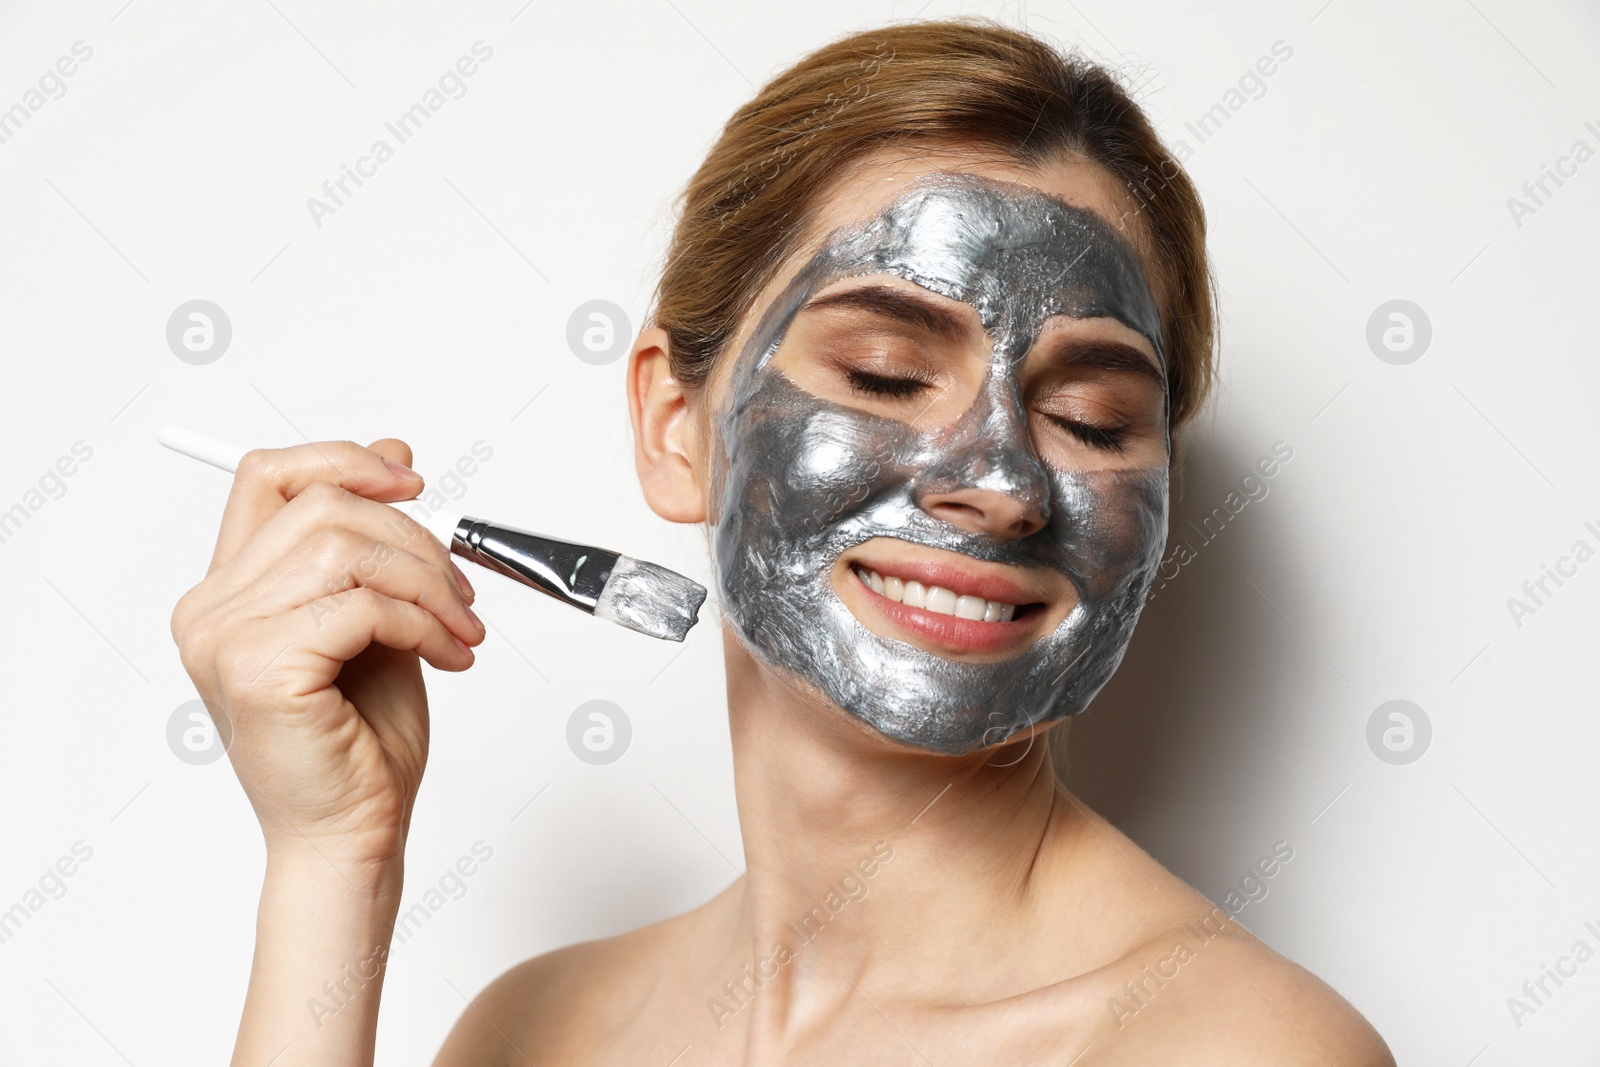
[709,174,1170,754]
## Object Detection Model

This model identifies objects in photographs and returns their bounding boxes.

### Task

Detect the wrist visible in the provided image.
[265,826,406,886]
[264,842,405,913]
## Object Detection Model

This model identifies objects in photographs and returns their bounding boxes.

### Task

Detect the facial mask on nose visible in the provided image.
[709,174,1170,754]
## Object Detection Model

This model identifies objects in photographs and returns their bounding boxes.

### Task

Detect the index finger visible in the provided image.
[209,439,424,573]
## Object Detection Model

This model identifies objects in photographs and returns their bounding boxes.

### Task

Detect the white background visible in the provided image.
[0,0,1596,1063]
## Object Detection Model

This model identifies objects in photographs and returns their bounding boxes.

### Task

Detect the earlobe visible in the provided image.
[628,327,708,524]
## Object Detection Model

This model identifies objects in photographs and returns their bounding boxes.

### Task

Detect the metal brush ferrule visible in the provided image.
[451,516,621,614]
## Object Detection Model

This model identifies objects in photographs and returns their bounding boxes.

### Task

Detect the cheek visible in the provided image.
[728,385,904,536]
[782,419,889,529]
[1049,471,1167,583]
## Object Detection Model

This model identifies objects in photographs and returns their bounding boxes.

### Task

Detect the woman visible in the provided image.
[172,19,1394,1066]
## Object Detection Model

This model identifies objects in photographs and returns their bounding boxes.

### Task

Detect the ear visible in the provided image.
[628,326,707,524]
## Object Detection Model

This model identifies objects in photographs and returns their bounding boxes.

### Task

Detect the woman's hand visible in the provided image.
[171,438,483,1066]
[170,438,485,872]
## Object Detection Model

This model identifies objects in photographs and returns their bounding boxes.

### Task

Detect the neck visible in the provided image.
[717,630,1074,1000]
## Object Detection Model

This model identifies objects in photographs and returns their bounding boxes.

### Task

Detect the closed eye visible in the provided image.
[1047,415,1129,453]
[845,367,935,399]
[847,366,1131,454]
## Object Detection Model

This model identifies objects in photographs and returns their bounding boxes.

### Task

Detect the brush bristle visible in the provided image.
[592,555,708,642]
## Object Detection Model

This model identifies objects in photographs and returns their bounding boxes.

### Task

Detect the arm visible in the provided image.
[232,850,403,1066]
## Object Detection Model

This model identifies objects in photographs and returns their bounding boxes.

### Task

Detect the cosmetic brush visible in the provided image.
[158,424,707,642]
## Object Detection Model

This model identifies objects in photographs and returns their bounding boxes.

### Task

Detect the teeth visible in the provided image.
[855,565,1019,622]
[955,594,986,621]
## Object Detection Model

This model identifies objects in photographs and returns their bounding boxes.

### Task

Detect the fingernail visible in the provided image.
[384,459,421,480]
[465,605,483,631]
[451,562,476,601]
[453,635,473,655]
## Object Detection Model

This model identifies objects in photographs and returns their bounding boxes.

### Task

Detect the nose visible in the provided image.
[914,387,1051,540]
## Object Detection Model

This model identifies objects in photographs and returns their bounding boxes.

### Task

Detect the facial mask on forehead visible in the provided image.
[709,173,1170,755]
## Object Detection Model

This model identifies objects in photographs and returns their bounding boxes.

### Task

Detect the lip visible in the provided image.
[842,548,1059,656]
[847,551,1043,607]
[847,566,1038,655]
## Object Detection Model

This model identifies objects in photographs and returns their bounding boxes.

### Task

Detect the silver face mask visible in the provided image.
[708,173,1170,755]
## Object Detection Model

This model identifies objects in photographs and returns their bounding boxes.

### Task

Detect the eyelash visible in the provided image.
[1046,415,1128,453]
[844,368,1129,453]
[845,367,935,399]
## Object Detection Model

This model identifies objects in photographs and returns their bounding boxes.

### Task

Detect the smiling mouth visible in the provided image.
[854,563,1021,621]
[844,557,1053,657]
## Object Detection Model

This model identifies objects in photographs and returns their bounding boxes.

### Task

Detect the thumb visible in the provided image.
[366,437,416,473]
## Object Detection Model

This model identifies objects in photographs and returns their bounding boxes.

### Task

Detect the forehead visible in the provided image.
[707,149,1158,397]
[809,148,1146,249]
[797,174,1161,357]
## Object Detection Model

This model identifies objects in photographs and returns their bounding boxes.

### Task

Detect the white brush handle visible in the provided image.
[158,423,463,547]
[158,424,247,474]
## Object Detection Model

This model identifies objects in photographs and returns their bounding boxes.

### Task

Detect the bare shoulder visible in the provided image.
[1044,800,1393,1065]
[1100,924,1393,1065]
[1082,919,1394,1065]
[428,937,624,1067]
[430,893,724,1067]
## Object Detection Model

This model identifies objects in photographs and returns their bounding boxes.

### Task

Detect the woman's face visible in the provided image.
[697,152,1170,755]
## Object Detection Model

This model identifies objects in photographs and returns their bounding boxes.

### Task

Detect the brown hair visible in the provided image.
[651,17,1216,432]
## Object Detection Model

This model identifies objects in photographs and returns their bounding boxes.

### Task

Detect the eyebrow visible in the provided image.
[799,284,969,340]
[1042,337,1165,385]
[800,282,1164,383]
